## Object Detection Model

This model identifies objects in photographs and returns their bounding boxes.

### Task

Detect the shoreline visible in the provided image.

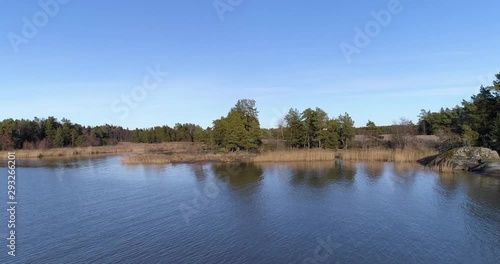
[4,144,498,177]
[0,143,437,164]
[0,144,135,160]
[0,142,204,160]
[121,149,437,164]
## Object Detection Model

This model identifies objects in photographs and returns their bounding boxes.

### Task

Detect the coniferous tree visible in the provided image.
[211,99,263,151]
[284,108,305,148]
[323,119,340,149]
[338,113,355,149]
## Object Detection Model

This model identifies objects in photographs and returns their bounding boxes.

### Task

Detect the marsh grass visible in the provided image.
[423,160,456,173]
[339,149,438,163]
[121,152,256,164]
[3,141,439,165]
[124,148,439,164]
[253,150,336,162]
[0,144,135,159]
[0,142,206,160]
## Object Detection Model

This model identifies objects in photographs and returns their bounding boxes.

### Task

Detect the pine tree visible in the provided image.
[338,113,355,149]
[323,119,340,149]
[284,108,305,148]
[461,124,479,147]
[212,99,263,151]
[44,116,58,148]
[53,127,65,147]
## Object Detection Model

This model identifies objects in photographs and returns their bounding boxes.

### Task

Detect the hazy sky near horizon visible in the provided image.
[1,0,499,129]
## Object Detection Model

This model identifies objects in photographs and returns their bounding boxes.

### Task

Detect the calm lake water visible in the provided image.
[1,156,500,264]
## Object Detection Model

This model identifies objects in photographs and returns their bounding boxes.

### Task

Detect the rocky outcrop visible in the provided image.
[418,147,500,175]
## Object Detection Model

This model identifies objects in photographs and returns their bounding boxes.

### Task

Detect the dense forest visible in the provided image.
[1,73,499,153]
[270,109,356,150]
[418,73,500,151]
[0,117,208,151]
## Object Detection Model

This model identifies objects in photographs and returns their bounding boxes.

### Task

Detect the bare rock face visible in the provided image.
[419,147,500,175]
[446,147,499,160]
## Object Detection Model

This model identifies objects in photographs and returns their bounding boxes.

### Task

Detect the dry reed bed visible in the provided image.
[0,145,134,159]
[0,142,207,160]
[254,150,336,162]
[124,149,438,164]
[339,149,438,163]
[424,161,456,173]
[121,152,256,165]
[3,141,439,165]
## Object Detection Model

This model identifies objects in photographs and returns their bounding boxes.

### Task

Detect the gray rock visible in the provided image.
[419,147,500,175]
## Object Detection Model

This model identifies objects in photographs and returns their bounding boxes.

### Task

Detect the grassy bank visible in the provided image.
[2,142,438,165]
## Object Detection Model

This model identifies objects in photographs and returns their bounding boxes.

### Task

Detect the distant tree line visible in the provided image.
[0,117,129,150]
[0,99,263,152]
[129,123,209,144]
[0,117,209,150]
[355,123,418,136]
[276,108,356,150]
[2,73,499,153]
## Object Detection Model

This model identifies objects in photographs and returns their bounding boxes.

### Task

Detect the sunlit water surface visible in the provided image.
[1,156,499,263]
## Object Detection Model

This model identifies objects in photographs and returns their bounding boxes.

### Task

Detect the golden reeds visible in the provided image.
[0,145,134,159]
[0,142,205,160]
[121,152,255,164]
[253,149,336,162]
[338,149,438,163]
[4,141,441,166]
[423,160,456,173]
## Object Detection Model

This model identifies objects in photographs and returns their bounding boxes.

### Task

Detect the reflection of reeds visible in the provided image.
[257,161,339,170]
[393,162,423,177]
[363,162,385,178]
[253,150,336,162]
[425,160,455,173]
[339,149,437,163]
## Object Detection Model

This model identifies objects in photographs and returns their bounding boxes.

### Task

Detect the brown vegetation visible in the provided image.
[339,148,438,163]
[3,141,439,166]
[254,149,336,162]
[0,142,206,160]
[0,143,135,159]
[424,160,456,173]
[122,152,255,165]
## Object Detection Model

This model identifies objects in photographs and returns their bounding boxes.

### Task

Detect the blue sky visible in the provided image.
[1,0,499,129]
